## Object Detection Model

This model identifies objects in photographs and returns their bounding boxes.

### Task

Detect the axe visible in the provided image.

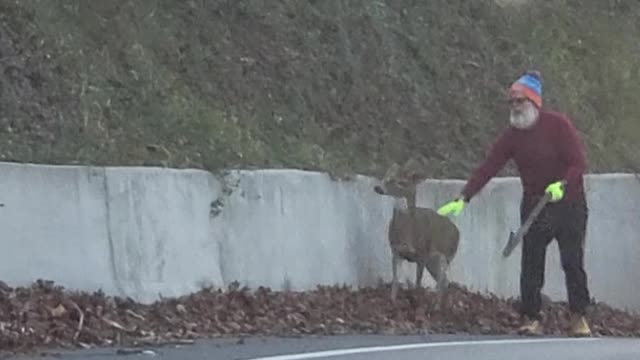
[502,180,566,258]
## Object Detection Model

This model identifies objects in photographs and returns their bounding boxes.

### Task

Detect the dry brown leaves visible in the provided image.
[1,280,639,356]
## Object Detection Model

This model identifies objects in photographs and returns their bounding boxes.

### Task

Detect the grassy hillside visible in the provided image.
[0,0,639,179]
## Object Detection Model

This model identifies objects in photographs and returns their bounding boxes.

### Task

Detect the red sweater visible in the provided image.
[461,109,587,203]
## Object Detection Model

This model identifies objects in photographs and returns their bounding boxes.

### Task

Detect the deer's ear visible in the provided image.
[382,163,400,183]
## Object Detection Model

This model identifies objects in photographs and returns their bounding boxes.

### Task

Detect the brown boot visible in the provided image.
[518,317,543,336]
[568,314,592,337]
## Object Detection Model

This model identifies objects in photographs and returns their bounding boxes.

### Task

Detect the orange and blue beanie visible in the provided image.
[510,71,542,108]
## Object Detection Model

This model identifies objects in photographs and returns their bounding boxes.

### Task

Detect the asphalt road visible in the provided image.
[14,335,640,360]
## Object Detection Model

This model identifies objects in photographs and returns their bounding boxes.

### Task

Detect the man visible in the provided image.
[436,70,592,337]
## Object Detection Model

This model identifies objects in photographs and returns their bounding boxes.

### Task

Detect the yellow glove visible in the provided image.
[437,198,466,216]
[545,181,565,202]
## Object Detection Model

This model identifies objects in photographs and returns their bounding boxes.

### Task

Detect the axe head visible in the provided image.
[502,231,518,258]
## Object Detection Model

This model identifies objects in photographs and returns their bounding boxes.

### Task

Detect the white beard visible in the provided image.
[510,104,539,129]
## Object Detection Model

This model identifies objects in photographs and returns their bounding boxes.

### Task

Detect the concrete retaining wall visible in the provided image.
[0,161,638,312]
[104,167,224,302]
[212,170,395,291]
[0,163,224,303]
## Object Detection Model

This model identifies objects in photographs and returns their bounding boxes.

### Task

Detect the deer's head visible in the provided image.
[373,157,428,209]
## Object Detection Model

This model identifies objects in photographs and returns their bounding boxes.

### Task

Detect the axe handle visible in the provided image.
[503,180,567,257]
[514,193,551,240]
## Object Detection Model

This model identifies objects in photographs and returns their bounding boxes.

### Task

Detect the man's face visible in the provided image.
[509,94,529,114]
[508,92,539,129]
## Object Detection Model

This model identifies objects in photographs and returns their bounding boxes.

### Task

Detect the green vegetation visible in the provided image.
[0,0,638,179]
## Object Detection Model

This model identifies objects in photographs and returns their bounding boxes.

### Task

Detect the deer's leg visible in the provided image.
[391,252,399,302]
[425,255,440,287]
[424,253,449,291]
[425,253,449,311]
[434,254,451,311]
[434,254,450,291]
[415,260,425,290]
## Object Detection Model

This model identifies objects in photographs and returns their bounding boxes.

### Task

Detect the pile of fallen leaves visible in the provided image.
[2,280,640,355]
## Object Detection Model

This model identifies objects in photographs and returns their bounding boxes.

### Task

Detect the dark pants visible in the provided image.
[518,193,590,320]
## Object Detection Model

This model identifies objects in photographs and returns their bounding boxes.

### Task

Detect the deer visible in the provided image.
[373,158,460,303]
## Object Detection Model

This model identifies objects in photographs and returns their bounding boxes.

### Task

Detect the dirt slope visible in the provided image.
[0,0,639,179]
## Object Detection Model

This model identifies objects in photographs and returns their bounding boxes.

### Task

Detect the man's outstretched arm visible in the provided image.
[437,129,514,217]
[461,130,514,202]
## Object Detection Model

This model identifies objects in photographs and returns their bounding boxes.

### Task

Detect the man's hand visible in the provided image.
[545,181,565,202]
[437,198,466,216]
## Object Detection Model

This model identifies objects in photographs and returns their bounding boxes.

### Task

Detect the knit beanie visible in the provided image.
[510,70,542,108]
